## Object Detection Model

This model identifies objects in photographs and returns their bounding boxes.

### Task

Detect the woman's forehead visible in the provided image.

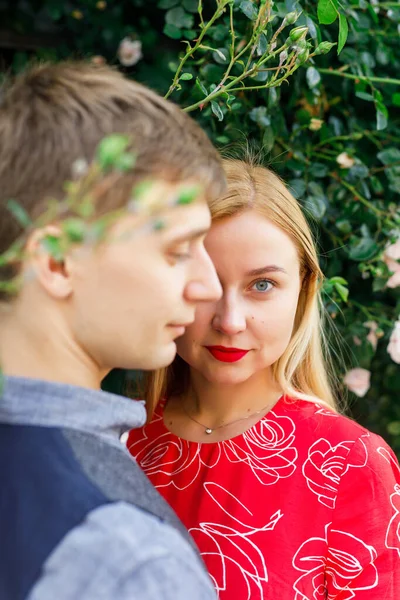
[205,211,300,270]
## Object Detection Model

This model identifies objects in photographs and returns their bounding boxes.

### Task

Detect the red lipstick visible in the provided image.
[205,346,249,363]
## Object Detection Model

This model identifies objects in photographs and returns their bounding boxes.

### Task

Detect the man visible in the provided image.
[0,61,224,599]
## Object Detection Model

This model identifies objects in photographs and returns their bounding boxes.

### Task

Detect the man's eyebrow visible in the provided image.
[245,265,288,276]
[167,228,209,244]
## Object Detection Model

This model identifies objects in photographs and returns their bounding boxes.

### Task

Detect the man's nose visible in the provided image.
[184,247,222,303]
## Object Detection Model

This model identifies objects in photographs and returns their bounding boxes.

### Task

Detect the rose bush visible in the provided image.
[0,0,399,455]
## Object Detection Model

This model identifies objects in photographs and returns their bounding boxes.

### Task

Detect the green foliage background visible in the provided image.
[1,0,399,453]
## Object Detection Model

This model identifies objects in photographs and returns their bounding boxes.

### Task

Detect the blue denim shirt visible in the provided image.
[0,376,216,600]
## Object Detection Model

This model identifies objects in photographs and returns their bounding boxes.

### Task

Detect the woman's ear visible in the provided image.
[23,225,73,299]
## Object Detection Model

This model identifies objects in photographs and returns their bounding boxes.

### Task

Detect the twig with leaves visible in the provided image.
[163,1,339,119]
[0,135,199,298]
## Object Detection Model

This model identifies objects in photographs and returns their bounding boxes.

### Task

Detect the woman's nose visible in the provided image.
[212,296,246,336]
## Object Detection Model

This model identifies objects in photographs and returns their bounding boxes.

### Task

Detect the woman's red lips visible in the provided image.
[205,346,249,363]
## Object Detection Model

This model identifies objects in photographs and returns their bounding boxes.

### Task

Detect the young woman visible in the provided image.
[128,159,400,599]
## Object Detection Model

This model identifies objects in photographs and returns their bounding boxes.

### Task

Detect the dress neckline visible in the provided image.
[155,394,287,446]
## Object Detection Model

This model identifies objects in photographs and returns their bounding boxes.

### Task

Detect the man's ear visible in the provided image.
[24,225,73,299]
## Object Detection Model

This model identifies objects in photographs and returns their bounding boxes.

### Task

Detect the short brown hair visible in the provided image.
[0,61,225,298]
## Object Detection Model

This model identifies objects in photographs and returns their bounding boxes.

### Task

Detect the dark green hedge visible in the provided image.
[1,0,399,453]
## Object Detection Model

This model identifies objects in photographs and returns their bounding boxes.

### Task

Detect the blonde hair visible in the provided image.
[141,158,338,418]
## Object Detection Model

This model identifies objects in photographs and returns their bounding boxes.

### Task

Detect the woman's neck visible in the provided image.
[183,368,282,430]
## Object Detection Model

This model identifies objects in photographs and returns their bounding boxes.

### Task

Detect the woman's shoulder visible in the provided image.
[279,396,400,495]
[277,395,387,449]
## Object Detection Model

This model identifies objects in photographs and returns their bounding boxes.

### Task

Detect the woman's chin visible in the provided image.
[204,366,252,386]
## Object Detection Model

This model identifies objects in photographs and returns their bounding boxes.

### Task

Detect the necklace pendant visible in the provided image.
[205,428,213,435]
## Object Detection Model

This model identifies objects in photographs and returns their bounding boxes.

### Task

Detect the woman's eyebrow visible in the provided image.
[245,265,288,276]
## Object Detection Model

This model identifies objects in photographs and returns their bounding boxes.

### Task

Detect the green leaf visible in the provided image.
[114,153,136,172]
[176,184,200,205]
[306,66,321,89]
[349,238,379,261]
[249,106,271,127]
[210,24,227,42]
[215,135,230,144]
[96,134,130,170]
[376,110,388,131]
[377,148,400,165]
[239,1,258,20]
[334,282,349,302]
[304,195,326,220]
[195,78,208,96]
[367,3,379,25]
[392,93,400,107]
[336,220,352,234]
[262,127,275,153]
[356,91,374,102]
[165,7,194,29]
[317,0,338,25]
[373,277,389,292]
[7,199,32,228]
[42,235,64,262]
[211,101,224,121]
[182,0,198,12]
[257,33,268,56]
[289,179,307,199]
[337,13,348,54]
[268,87,278,108]
[158,0,179,7]
[309,163,329,178]
[183,29,197,40]
[63,218,86,243]
[212,48,229,64]
[180,72,193,81]
[330,276,348,285]
[163,23,182,39]
[201,63,224,84]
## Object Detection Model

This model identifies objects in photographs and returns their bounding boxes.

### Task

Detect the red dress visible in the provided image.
[127,396,400,599]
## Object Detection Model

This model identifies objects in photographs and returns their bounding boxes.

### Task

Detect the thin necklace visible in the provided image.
[182,399,276,435]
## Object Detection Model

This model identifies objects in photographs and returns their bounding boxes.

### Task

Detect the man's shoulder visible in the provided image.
[28,501,216,600]
[1,423,212,600]
[0,422,110,600]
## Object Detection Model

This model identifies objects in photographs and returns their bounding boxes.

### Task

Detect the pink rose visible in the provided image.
[336,152,355,169]
[343,368,371,397]
[309,118,323,131]
[117,38,143,67]
[384,239,400,288]
[388,319,400,364]
[364,320,378,351]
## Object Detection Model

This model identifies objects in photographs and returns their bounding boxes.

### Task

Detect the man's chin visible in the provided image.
[138,341,177,371]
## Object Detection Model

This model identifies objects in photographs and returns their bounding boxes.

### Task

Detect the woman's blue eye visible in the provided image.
[252,279,273,292]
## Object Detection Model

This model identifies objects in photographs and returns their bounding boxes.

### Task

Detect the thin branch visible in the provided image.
[319,68,400,86]
[164,1,230,99]
[332,176,385,216]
